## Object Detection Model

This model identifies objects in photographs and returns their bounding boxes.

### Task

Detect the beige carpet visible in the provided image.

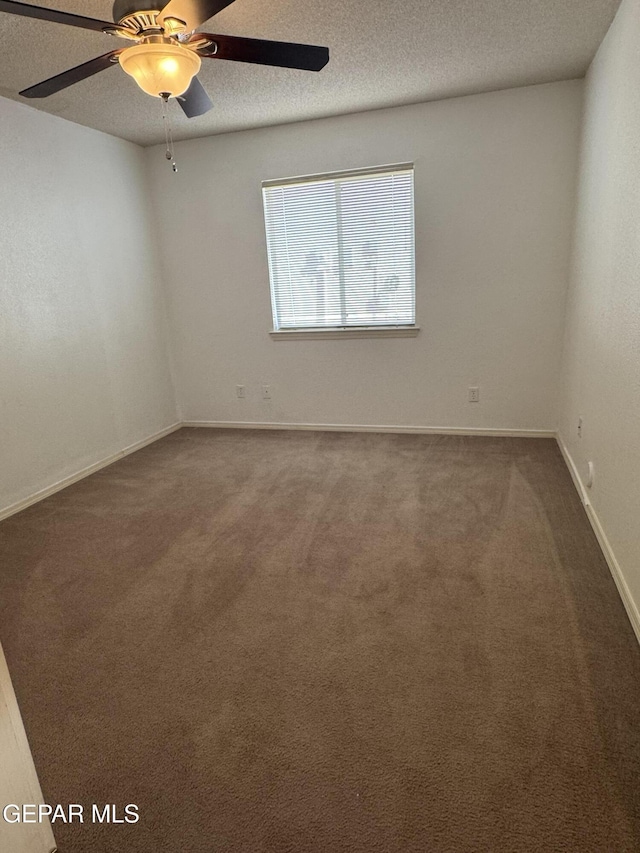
[1,429,639,852]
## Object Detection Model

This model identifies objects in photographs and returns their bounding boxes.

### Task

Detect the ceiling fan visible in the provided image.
[0,0,330,118]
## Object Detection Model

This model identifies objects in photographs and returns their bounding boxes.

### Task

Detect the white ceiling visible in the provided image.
[0,0,621,146]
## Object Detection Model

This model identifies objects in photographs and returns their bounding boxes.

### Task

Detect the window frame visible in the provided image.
[262,163,419,339]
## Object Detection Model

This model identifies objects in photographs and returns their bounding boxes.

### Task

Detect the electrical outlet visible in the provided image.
[468,387,480,403]
[262,385,272,400]
[577,417,583,438]
[235,385,245,399]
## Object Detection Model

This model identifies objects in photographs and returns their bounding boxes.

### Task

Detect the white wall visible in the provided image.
[559,0,640,629]
[0,97,178,515]
[147,80,582,431]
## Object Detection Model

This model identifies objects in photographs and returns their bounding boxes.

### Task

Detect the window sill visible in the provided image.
[270,326,420,341]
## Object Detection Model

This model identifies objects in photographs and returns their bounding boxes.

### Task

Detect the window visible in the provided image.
[262,164,416,336]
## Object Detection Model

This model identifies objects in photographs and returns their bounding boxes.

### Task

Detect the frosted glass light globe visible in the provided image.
[119,43,201,98]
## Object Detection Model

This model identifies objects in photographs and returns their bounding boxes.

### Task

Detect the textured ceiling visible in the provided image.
[0,0,622,146]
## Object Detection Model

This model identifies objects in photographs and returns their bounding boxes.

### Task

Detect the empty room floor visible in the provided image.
[1,429,639,852]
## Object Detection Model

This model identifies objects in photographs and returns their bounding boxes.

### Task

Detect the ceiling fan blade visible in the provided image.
[0,0,112,32]
[20,51,123,98]
[195,34,329,71]
[177,76,213,118]
[158,0,236,32]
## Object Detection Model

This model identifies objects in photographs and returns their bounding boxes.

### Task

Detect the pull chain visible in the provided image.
[161,94,178,173]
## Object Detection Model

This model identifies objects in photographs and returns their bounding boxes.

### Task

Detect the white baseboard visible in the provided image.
[0,421,552,524]
[182,420,556,438]
[556,434,640,645]
[556,434,591,507]
[0,422,182,523]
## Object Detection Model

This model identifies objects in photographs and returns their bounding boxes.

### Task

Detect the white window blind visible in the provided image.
[262,165,415,331]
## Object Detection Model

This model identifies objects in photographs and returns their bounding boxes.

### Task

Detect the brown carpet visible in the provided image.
[1,429,640,852]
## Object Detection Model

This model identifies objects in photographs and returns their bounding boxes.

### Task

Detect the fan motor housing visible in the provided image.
[112,0,156,24]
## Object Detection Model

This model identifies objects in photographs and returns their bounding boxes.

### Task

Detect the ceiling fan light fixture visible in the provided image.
[119,42,201,98]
